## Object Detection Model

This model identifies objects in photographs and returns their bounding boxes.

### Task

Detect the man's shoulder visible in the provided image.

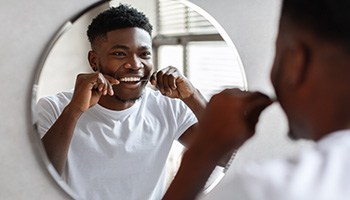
[144,87,180,102]
[143,87,187,109]
[144,87,161,97]
[37,90,73,108]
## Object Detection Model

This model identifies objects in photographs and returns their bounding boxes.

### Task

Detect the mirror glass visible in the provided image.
[32,0,247,199]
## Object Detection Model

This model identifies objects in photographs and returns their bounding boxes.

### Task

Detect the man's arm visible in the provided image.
[162,89,273,200]
[181,88,207,120]
[177,89,207,147]
[40,73,117,174]
[163,140,220,200]
[41,104,83,174]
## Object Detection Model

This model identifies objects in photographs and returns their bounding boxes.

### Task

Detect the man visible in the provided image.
[163,0,350,199]
[36,4,206,200]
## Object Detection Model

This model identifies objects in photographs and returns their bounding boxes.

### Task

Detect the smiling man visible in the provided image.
[36,4,206,200]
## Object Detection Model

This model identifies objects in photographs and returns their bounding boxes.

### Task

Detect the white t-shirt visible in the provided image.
[220,129,350,200]
[36,87,197,200]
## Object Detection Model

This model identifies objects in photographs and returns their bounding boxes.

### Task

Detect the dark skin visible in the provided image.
[270,16,350,141]
[41,27,207,174]
[163,14,350,200]
[163,89,273,200]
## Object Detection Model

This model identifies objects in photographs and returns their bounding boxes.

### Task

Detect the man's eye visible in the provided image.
[112,52,126,56]
[141,52,151,58]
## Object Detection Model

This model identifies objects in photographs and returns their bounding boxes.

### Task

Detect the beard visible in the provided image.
[112,89,144,103]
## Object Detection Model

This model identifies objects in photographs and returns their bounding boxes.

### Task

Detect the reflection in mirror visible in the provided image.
[32,0,247,199]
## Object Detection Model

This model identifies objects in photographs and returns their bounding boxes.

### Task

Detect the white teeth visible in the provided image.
[120,77,141,82]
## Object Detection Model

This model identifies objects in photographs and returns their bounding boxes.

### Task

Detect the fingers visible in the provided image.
[220,89,272,125]
[243,92,273,133]
[150,71,157,85]
[165,67,178,90]
[104,74,119,96]
[151,66,180,96]
[94,73,119,96]
[95,73,106,94]
[201,88,273,150]
[231,89,272,133]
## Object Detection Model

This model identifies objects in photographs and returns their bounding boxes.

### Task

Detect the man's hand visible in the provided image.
[68,72,119,113]
[150,66,196,99]
[197,88,273,155]
[163,89,272,200]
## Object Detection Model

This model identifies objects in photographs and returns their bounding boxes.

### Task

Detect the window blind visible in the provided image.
[157,0,217,35]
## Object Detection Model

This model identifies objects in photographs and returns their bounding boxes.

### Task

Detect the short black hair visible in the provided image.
[87,4,153,45]
[282,0,350,49]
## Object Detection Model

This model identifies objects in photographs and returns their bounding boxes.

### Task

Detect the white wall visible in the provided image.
[0,0,311,199]
[0,1,96,199]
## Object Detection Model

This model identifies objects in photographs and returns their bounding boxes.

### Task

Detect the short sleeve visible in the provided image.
[35,92,71,138]
[35,98,59,138]
[172,99,198,140]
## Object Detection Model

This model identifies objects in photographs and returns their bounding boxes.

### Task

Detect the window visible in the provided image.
[154,0,246,100]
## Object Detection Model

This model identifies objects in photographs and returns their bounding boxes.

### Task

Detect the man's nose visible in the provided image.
[125,55,143,70]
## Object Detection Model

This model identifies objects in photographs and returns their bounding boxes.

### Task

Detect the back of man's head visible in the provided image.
[282,0,350,52]
[277,0,350,140]
[87,4,153,46]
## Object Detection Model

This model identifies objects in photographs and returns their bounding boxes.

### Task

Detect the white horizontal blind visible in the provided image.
[157,0,217,35]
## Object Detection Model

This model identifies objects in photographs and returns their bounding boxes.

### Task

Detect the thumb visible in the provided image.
[245,97,273,132]
[150,72,157,86]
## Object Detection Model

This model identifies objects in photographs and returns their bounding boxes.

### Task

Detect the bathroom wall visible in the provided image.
[0,0,309,199]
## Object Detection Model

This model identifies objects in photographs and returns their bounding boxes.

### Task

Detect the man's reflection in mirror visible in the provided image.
[35,4,207,200]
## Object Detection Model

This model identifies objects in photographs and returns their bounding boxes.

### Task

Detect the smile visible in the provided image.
[119,77,142,82]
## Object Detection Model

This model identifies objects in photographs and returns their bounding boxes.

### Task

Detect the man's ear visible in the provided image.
[88,50,99,71]
[285,41,311,88]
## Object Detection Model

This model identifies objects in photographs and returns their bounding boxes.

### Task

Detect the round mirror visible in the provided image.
[32,0,247,199]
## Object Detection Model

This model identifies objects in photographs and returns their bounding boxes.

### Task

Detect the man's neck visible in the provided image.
[98,95,136,111]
